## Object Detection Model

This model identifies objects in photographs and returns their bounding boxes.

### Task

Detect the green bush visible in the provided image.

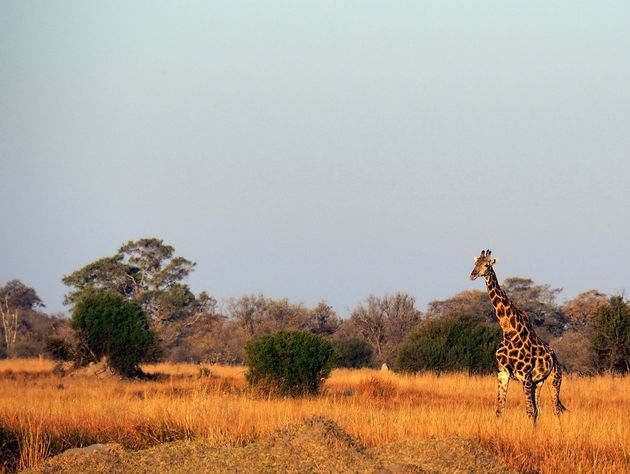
[44,336,74,362]
[396,314,501,374]
[592,295,629,374]
[245,330,336,396]
[333,338,374,368]
[70,290,156,377]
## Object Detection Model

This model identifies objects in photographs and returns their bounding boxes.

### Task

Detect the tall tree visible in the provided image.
[62,238,201,324]
[118,239,196,301]
[62,238,212,360]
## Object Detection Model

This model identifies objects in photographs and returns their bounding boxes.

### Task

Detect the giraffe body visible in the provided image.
[470,249,565,422]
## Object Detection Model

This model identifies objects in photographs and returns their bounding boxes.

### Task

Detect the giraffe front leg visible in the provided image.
[495,370,510,418]
[523,378,538,424]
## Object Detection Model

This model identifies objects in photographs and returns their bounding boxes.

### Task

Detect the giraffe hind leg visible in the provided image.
[551,364,566,415]
[523,378,538,424]
[535,382,543,414]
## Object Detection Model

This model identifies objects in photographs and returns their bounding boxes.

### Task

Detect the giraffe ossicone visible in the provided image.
[470,249,565,424]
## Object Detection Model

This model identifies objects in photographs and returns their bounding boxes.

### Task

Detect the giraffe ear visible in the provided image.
[474,256,479,263]
[491,258,498,265]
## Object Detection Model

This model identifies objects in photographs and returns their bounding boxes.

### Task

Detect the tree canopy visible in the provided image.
[62,238,211,325]
[0,279,44,310]
[340,293,422,365]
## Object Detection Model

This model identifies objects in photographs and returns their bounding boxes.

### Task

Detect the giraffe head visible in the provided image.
[469,249,498,280]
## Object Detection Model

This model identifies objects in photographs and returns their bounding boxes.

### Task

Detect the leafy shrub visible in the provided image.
[396,314,501,374]
[245,330,336,396]
[591,295,629,374]
[44,337,74,361]
[70,290,156,377]
[333,338,374,368]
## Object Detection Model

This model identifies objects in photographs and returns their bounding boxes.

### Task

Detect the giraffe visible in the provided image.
[470,249,565,423]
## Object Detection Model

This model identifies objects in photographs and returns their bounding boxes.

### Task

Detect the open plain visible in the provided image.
[0,359,628,473]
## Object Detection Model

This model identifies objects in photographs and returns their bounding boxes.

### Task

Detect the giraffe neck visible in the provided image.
[484,267,523,333]
[484,267,510,308]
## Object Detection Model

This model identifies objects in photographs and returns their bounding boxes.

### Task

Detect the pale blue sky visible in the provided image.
[1,1,629,315]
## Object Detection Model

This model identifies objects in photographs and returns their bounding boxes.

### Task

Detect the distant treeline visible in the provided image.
[1,238,628,374]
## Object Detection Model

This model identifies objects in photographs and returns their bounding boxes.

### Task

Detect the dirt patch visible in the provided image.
[374,437,513,473]
[26,417,512,473]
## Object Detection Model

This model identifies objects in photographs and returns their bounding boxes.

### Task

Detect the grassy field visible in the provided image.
[0,358,628,473]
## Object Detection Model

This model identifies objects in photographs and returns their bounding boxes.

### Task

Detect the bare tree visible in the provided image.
[350,295,387,360]
[227,295,269,337]
[345,293,422,364]
[0,280,44,357]
[0,294,18,357]
[382,293,423,351]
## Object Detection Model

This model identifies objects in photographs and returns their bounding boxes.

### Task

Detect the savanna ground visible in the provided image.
[0,359,627,473]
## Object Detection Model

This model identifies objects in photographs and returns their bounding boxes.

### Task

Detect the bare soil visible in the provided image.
[26,417,512,474]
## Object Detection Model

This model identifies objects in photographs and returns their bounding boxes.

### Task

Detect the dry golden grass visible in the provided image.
[0,357,54,374]
[0,359,628,473]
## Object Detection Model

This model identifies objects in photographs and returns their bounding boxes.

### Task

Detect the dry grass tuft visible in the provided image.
[0,359,628,473]
[355,376,398,401]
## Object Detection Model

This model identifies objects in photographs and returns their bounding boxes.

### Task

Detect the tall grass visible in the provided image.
[0,359,627,473]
